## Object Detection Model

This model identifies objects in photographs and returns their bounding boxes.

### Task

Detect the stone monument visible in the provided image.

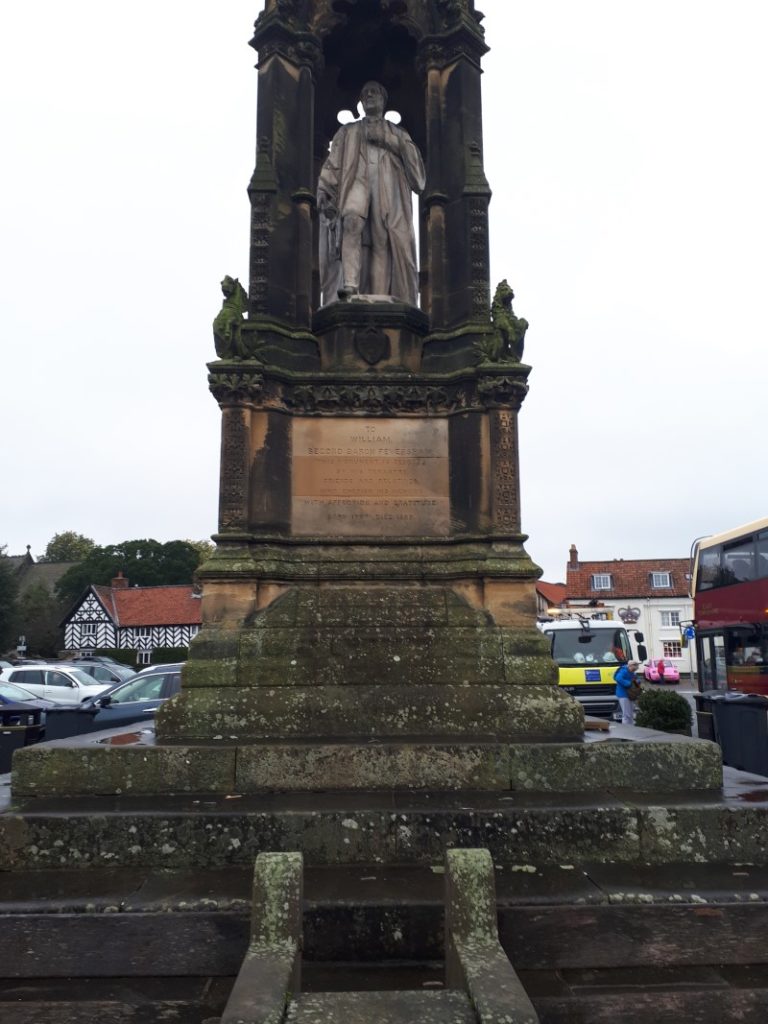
[8,7,766,1019]
[154,0,584,762]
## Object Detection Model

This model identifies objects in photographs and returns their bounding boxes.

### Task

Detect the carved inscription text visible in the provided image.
[292,418,449,537]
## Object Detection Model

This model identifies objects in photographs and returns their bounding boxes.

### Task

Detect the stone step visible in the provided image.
[0,976,231,1023]
[1,862,768,979]
[286,989,476,1023]
[519,966,768,1024]
[4,967,768,1024]
[12,731,723,796]
[3,773,767,871]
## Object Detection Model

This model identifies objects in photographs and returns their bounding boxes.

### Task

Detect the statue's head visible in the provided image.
[360,81,387,117]
[221,275,236,295]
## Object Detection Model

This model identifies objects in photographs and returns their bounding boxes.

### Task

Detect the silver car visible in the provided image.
[0,666,110,705]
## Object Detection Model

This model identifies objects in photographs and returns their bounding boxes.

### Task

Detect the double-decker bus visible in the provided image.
[538,615,647,718]
[690,517,768,694]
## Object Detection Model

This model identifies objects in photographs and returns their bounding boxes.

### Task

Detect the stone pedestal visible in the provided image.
[161,321,582,752]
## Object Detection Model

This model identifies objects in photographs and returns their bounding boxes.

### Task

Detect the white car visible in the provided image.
[0,665,110,705]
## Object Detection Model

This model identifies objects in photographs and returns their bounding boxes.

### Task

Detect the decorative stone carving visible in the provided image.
[354,325,390,365]
[207,362,533,415]
[284,380,455,415]
[219,408,250,531]
[436,0,465,28]
[474,280,529,364]
[209,372,265,405]
[476,374,528,408]
[490,409,520,533]
[213,277,249,359]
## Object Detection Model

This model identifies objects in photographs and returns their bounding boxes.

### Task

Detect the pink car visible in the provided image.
[643,659,680,683]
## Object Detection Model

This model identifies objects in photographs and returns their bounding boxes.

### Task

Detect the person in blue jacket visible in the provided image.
[615,660,640,725]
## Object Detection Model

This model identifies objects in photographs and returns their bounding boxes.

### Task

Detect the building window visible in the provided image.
[82,623,97,637]
[136,626,151,638]
[651,572,671,588]
[591,574,612,590]
[137,650,152,666]
[661,610,681,628]
[663,640,682,659]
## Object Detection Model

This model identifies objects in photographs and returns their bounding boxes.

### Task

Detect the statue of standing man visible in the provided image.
[317,81,426,306]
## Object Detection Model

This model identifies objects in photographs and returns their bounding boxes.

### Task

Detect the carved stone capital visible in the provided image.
[417,20,489,72]
[209,371,265,406]
[476,373,529,410]
[250,10,324,72]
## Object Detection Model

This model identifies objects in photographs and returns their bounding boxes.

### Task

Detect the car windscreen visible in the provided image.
[70,668,101,685]
[550,629,631,667]
[108,674,169,703]
[0,682,37,701]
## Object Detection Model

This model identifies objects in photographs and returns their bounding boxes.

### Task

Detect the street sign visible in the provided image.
[684,626,695,640]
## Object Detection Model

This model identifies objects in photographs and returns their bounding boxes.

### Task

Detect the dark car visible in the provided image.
[0,682,64,742]
[0,681,61,715]
[0,699,45,769]
[76,665,182,730]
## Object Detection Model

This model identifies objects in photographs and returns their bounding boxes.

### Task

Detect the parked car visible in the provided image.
[658,659,680,683]
[0,681,61,714]
[75,665,183,731]
[0,666,110,705]
[64,661,137,685]
[135,661,184,675]
[642,659,680,684]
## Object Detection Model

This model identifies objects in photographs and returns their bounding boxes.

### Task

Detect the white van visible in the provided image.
[0,666,110,705]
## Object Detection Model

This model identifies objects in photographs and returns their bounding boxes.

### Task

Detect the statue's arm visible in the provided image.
[391,126,426,194]
[317,127,345,215]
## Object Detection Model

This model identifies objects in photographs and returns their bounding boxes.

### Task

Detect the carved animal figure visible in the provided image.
[482,279,528,363]
[437,0,465,27]
[213,276,249,359]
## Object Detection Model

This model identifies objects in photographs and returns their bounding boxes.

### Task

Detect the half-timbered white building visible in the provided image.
[63,574,202,665]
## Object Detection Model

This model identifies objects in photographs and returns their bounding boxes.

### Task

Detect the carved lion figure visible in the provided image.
[213,276,249,360]
[481,279,528,363]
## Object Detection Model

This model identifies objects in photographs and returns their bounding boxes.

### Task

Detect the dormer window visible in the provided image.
[651,572,671,588]
[592,574,612,590]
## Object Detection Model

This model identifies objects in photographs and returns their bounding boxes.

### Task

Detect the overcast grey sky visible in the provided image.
[2,2,765,582]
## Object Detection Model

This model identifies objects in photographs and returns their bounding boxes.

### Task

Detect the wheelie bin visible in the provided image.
[709,691,768,776]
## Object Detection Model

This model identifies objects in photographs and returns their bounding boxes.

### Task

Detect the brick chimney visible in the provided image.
[568,544,579,569]
[111,572,129,589]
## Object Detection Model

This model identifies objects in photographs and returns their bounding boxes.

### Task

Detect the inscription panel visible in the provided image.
[292,418,449,537]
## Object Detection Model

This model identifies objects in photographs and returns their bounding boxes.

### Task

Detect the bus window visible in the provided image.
[757,530,768,580]
[697,547,720,591]
[722,541,756,583]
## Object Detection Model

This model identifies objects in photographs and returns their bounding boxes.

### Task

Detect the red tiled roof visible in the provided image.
[566,557,691,599]
[536,581,566,606]
[92,584,202,626]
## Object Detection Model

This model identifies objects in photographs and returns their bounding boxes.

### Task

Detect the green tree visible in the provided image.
[185,539,215,563]
[16,582,61,658]
[39,531,96,563]
[55,538,203,606]
[0,546,20,653]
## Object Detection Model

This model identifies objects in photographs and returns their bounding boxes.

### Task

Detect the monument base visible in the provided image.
[155,582,584,745]
[12,731,722,798]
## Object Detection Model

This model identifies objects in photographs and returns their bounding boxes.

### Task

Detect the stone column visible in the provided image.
[248,12,322,325]
[418,21,491,327]
[488,408,521,536]
[218,403,252,534]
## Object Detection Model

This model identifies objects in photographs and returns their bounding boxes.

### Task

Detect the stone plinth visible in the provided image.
[156,584,581,746]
